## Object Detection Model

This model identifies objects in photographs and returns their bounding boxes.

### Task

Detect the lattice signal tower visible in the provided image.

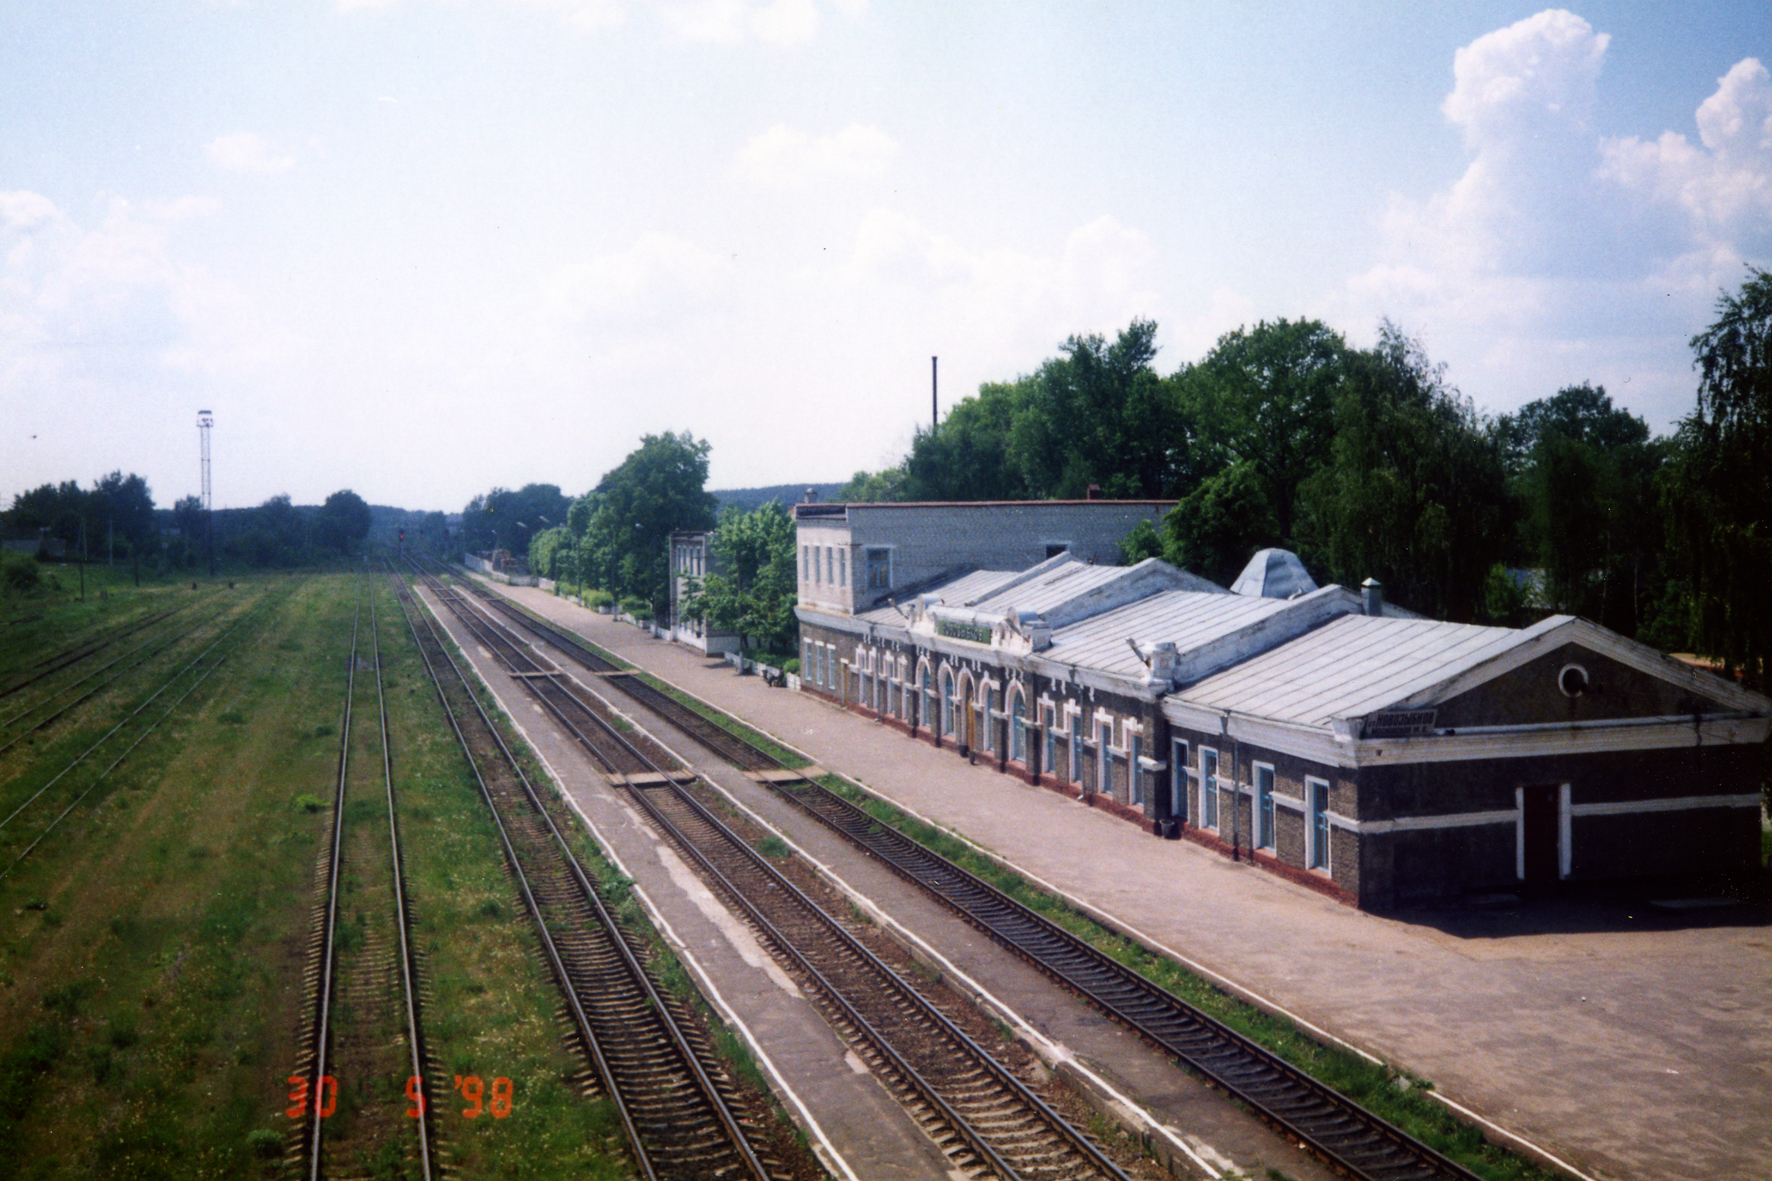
[197,410,213,511]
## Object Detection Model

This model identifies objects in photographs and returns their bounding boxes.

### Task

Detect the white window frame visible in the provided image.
[1010,688,1027,763]
[1097,717,1113,797]
[1254,762,1276,850]
[1170,739,1189,821]
[1129,732,1144,806]
[1306,776,1331,872]
[1200,747,1220,829]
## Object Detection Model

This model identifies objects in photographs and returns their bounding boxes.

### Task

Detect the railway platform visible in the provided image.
[479,581,1771,1181]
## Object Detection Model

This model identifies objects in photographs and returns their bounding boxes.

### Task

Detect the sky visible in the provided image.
[1,2,1767,514]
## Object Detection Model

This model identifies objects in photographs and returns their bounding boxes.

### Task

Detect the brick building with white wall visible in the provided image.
[793,501,1770,909]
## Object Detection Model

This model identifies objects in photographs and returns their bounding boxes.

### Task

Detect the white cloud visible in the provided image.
[845,210,1160,360]
[206,131,297,174]
[539,231,731,326]
[1599,58,1772,251]
[734,123,898,189]
[0,191,286,391]
[662,0,848,46]
[1342,11,1772,426]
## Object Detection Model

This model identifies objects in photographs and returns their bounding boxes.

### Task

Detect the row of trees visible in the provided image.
[2,477,379,572]
[5,472,157,560]
[208,490,375,568]
[836,271,1771,677]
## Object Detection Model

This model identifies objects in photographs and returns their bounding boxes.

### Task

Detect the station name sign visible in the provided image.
[1362,709,1438,738]
[936,620,993,645]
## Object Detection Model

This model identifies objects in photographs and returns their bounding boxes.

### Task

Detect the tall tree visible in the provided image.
[887,320,1182,502]
[315,489,373,555]
[571,432,716,608]
[1005,319,1179,499]
[460,483,571,556]
[1497,384,1668,635]
[904,379,1025,500]
[92,471,156,554]
[1298,323,1506,620]
[1175,319,1348,544]
[1665,266,1772,687]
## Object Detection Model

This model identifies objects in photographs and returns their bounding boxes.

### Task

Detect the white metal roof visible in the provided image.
[852,568,1021,627]
[966,558,1130,615]
[1229,548,1319,599]
[1177,614,1527,726]
[1045,589,1296,679]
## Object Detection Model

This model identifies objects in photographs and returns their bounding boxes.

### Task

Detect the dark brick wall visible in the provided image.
[1436,642,1723,728]
[1359,744,1761,817]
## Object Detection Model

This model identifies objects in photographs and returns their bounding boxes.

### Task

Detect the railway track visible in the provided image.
[447,566,1492,1181]
[290,578,436,1180]
[412,561,1136,1181]
[0,605,215,755]
[0,603,184,702]
[0,590,278,882]
[396,569,782,1180]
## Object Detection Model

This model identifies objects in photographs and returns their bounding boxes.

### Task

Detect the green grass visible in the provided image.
[814,776,1561,1181]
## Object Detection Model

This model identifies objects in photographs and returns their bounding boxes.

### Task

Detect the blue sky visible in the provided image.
[1,2,1767,512]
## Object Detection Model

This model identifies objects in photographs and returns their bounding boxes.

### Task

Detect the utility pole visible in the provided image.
[198,410,215,577]
[931,356,938,432]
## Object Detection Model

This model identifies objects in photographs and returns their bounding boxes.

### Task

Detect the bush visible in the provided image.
[584,588,614,610]
[782,657,799,675]
[2,554,41,593]
[619,596,653,621]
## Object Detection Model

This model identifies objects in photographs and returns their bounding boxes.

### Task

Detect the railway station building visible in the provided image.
[792,501,1770,910]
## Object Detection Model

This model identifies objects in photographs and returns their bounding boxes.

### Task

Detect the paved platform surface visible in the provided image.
[487,583,1772,1181]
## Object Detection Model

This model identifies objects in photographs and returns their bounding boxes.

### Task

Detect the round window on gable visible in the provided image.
[1558,663,1589,698]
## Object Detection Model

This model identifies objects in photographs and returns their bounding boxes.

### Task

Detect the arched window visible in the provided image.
[920,664,933,731]
[940,670,955,736]
[1010,690,1026,763]
[981,683,996,752]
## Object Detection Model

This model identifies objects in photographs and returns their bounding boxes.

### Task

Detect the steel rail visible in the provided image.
[371,584,437,1181]
[398,571,770,1181]
[302,579,361,1181]
[419,566,1132,1181]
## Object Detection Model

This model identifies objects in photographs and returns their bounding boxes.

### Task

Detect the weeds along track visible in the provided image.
[397,569,780,1181]
[413,565,1131,1181]
[462,572,1487,1181]
[0,587,281,884]
[0,602,184,703]
[290,577,436,1181]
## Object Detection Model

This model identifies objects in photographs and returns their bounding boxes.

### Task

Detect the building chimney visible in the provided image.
[803,487,817,504]
[1086,484,1101,500]
[1361,577,1383,617]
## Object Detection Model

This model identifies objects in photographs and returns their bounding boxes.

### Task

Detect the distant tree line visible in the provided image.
[4,472,157,561]
[836,268,1772,690]
[2,477,384,574]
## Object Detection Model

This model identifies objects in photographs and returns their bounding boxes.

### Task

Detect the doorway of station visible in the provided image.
[1520,784,1562,888]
